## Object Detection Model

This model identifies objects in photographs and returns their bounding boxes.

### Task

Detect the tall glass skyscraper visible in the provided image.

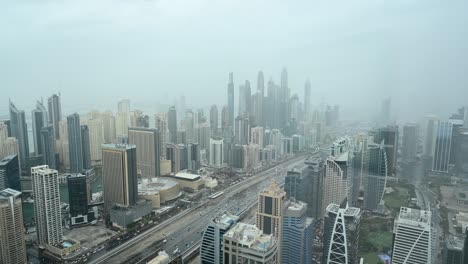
[9,101,29,172]
[67,113,83,173]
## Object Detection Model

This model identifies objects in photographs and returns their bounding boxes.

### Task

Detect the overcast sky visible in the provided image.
[1,0,468,121]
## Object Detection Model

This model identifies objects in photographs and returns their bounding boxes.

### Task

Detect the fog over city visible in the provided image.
[2,0,468,120]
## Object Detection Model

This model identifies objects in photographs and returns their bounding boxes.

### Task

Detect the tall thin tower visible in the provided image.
[227,72,235,128]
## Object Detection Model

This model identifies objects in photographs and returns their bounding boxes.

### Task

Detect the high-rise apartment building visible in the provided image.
[68,113,83,173]
[187,143,200,171]
[281,200,314,264]
[284,169,304,201]
[47,93,62,140]
[322,156,351,216]
[323,202,361,264]
[31,165,63,246]
[0,188,27,264]
[391,207,435,264]
[257,181,285,261]
[199,122,211,152]
[9,101,29,172]
[168,106,178,144]
[422,115,439,157]
[221,105,230,134]
[222,222,278,264]
[101,144,138,213]
[87,118,104,162]
[432,121,453,173]
[32,100,48,156]
[364,141,388,211]
[200,214,239,264]
[128,127,160,178]
[40,125,57,169]
[443,235,465,264]
[68,174,89,225]
[0,155,21,192]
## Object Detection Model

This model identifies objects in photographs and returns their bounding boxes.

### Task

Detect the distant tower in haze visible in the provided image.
[256,71,264,126]
[238,80,252,116]
[47,93,62,139]
[227,72,235,128]
[9,100,29,172]
[209,105,218,136]
[32,100,48,156]
[41,126,57,169]
[209,137,224,168]
[372,126,399,176]
[432,120,453,173]
[221,105,230,133]
[280,68,290,129]
[304,79,311,120]
[128,127,160,178]
[363,141,388,211]
[81,125,92,170]
[235,114,250,145]
[67,113,83,173]
[380,97,391,125]
[155,113,168,159]
[167,106,178,144]
[402,123,419,162]
[0,155,21,192]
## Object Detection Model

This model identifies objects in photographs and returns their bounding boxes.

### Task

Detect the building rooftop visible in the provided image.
[259,181,286,198]
[0,154,17,165]
[31,165,57,174]
[224,223,276,252]
[446,235,464,251]
[0,188,21,199]
[398,207,431,224]
[213,213,239,230]
[326,203,361,217]
[173,171,201,181]
[101,143,136,150]
[138,177,179,195]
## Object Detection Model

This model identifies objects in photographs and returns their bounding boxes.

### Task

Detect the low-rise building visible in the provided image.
[45,238,81,258]
[169,171,204,192]
[110,200,152,229]
[138,177,181,208]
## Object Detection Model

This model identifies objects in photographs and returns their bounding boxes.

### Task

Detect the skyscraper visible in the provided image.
[251,126,264,147]
[302,157,324,218]
[47,93,62,139]
[209,137,224,168]
[282,200,314,264]
[255,70,265,126]
[423,115,439,157]
[209,105,218,136]
[257,181,286,261]
[372,126,399,176]
[187,143,200,171]
[227,72,235,128]
[0,188,27,264]
[432,121,453,173]
[31,165,63,247]
[9,100,29,172]
[304,79,311,120]
[322,153,352,216]
[0,155,20,192]
[87,118,104,162]
[284,169,304,201]
[391,207,435,264]
[380,97,391,125]
[32,100,48,156]
[40,125,57,169]
[81,125,92,170]
[128,127,161,178]
[402,123,419,162]
[101,144,138,213]
[68,174,89,225]
[235,114,250,145]
[200,213,239,264]
[323,202,361,264]
[280,68,290,129]
[168,106,178,144]
[221,105,230,134]
[199,122,211,152]
[68,113,83,173]
[363,141,388,211]
[155,113,168,159]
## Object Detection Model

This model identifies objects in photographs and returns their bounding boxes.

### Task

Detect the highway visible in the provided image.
[89,156,307,264]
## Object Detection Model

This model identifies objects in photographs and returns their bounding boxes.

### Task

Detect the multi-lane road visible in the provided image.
[89,156,307,264]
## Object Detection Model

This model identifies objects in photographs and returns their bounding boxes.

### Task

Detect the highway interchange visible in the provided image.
[88,156,307,264]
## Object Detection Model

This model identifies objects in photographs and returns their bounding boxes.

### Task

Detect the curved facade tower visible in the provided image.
[364,141,388,211]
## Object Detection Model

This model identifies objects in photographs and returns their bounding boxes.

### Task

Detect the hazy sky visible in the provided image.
[1,0,468,121]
